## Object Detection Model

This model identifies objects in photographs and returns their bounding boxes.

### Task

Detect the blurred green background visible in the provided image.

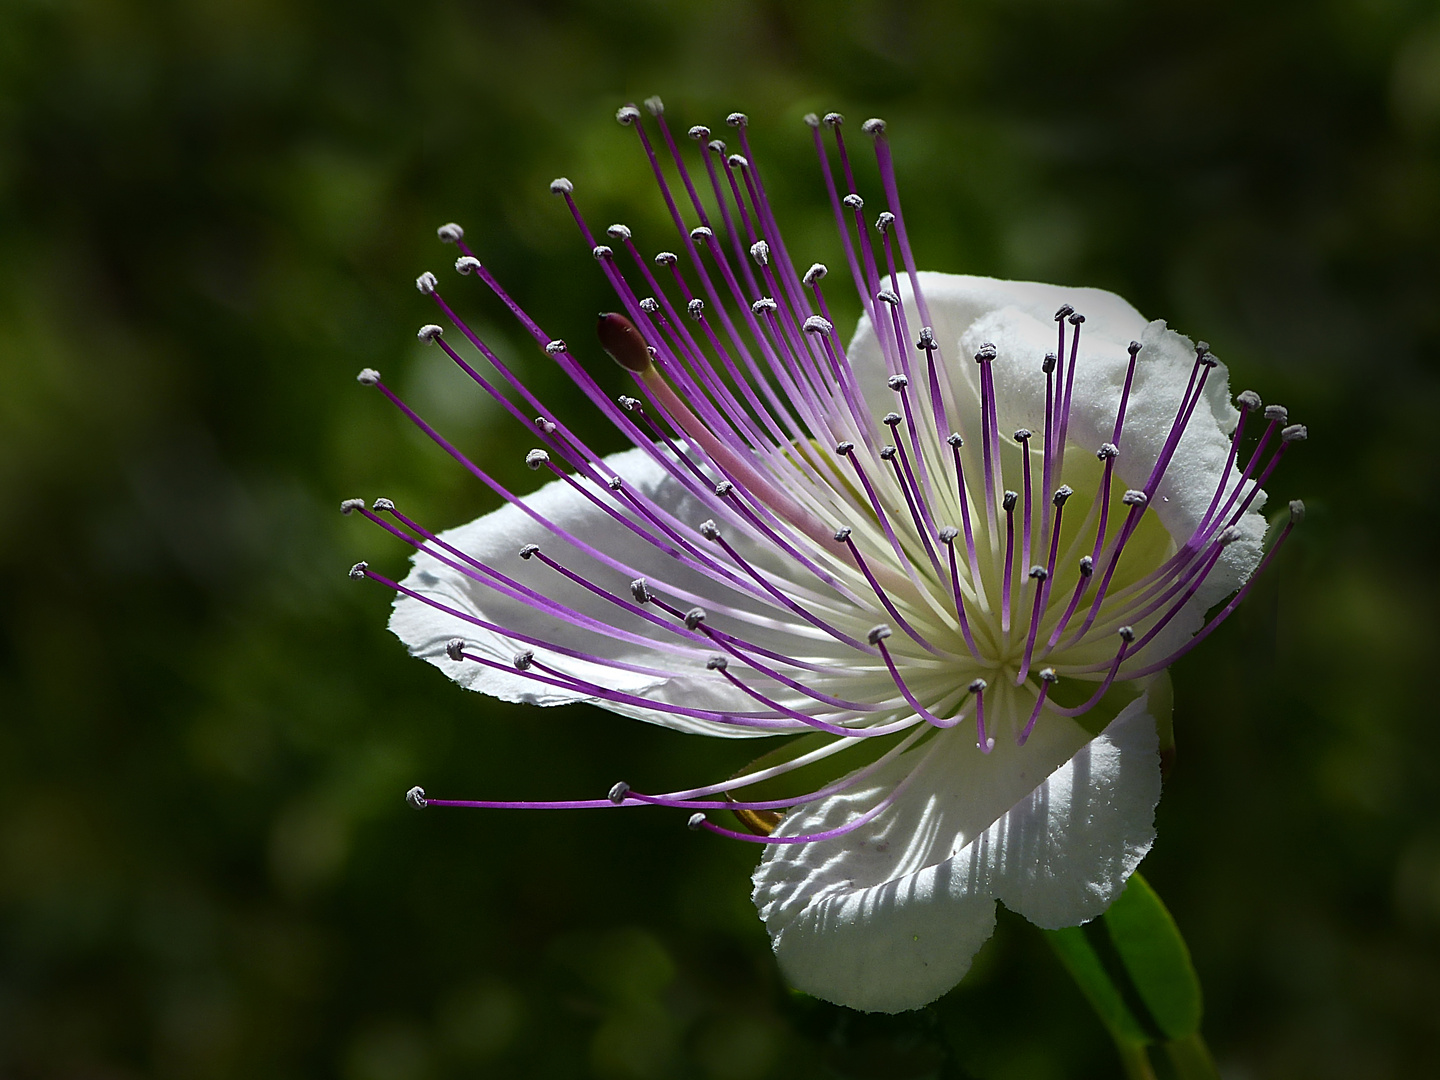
[3,0,1438,1076]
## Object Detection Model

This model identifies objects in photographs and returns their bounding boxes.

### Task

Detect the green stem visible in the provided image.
[1117,1042,1158,1080]
[1162,1032,1221,1080]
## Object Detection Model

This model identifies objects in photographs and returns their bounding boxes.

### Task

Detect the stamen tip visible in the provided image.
[683,607,707,630]
[436,222,464,244]
[1264,404,1289,424]
[356,367,381,386]
[1118,626,1136,643]
[802,112,820,128]
[513,650,534,671]
[706,654,728,671]
[524,448,550,470]
[445,638,465,661]
[417,323,444,344]
[340,498,364,515]
[348,561,368,580]
[725,112,747,128]
[615,103,641,126]
[549,177,574,195]
[687,812,707,830]
[887,374,909,390]
[867,624,893,645]
[643,95,664,116]
[748,240,770,266]
[518,543,539,560]
[372,497,394,513]
[1289,499,1306,523]
[969,678,988,693]
[606,223,632,242]
[415,271,437,295]
[608,781,631,804]
[1237,389,1262,411]
[688,124,710,140]
[833,525,853,541]
[698,519,720,541]
[822,112,844,127]
[803,263,828,285]
[455,255,481,275]
[1127,340,1143,356]
[861,117,887,135]
[630,578,651,604]
[406,786,427,808]
[1281,423,1308,443]
[1052,485,1074,506]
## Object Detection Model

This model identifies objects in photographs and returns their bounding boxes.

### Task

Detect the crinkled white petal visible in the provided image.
[751,692,1160,1013]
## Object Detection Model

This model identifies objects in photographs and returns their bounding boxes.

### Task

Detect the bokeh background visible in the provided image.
[3,0,1439,1076]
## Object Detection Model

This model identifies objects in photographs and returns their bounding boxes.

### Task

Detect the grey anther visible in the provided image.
[842,193,864,210]
[591,244,613,260]
[1003,490,1018,512]
[714,480,734,497]
[683,607,707,630]
[1097,443,1119,460]
[706,655,728,671]
[534,416,557,434]
[1264,404,1289,424]
[888,374,909,390]
[803,263,828,285]
[1039,668,1058,684]
[1013,428,1032,442]
[1290,499,1306,522]
[834,526,853,542]
[654,251,678,266]
[1043,353,1057,374]
[727,154,750,170]
[608,782,631,804]
[445,639,465,661]
[340,498,364,514]
[883,411,902,427]
[1195,340,1210,356]
[1122,489,1149,507]
[861,117,887,135]
[687,298,705,320]
[968,678,988,693]
[823,112,844,127]
[630,578,651,604]
[1127,341,1143,356]
[877,289,899,306]
[834,441,855,456]
[1029,565,1049,581]
[524,449,550,470]
[707,139,727,155]
[1118,626,1136,643]
[417,323,444,344]
[974,343,997,363]
[749,240,770,265]
[867,624,893,644]
[1237,390,1262,411]
[726,112,748,127]
[356,368,380,385]
[349,561,368,580]
[436,222,464,244]
[518,543,539,560]
[644,95,664,116]
[1054,304,1075,321]
[455,255,481,275]
[372,497,395,513]
[880,445,898,460]
[544,339,567,355]
[549,177,574,195]
[804,315,834,334]
[751,298,777,314]
[513,650,534,671]
[1068,311,1086,325]
[406,786,427,808]
[1217,526,1244,547]
[687,812,707,830]
[699,519,720,540]
[803,112,821,128]
[1281,424,1308,443]
[615,104,640,125]
[1053,485,1074,507]
[917,326,936,349]
[606,223,632,241]
[1079,555,1094,577]
[690,226,714,242]
[939,526,959,544]
[688,124,710,140]
[415,271,437,295]
[876,211,895,231]
[947,433,964,447]
[618,395,641,412]
[607,477,623,490]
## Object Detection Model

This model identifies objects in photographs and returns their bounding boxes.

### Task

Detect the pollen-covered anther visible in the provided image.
[1043,353,1057,374]
[1079,556,1094,577]
[349,561,368,580]
[1118,626,1136,644]
[726,112,747,127]
[445,638,465,661]
[684,607,707,630]
[843,193,864,210]
[1237,390,1262,411]
[728,154,750,170]
[706,654,728,671]
[1281,424,1308,443]
[804,316,834,335]
[834,441,855,457]
[1054,304,1075,322]
[340,498,364,514]
[1052,485,1074,507]
[525,449,550,470]
[1068,311,1087,326]
[608,781,630,804]
[415,272,437,295]
[630,578,651,604]
[947,433,964,448]
[969,678,988,693]
[687,298,705,320]
[862,117,887,135]
[592,245,613,261]
[713,480,734,496]
[596,312,653,373]
[823,112,844,127]
[883,412,902,428]
[974,343,997,363]
[917,326,936,350]
[690,226,714,243]
[1029,565,1049,581]
[877,289,900,306]
[1290,499,1307,522]
[687,812,707,830]
[618,395,641,412]
[880,445,898,460]
[1097,443,1119,460]
[1003,490,1018,512]
[638,298,659,315]
[544,339,567,355]
[535,416,557,435]
[513,650,535,671]
[688,125,710,141]
[356,367,381,385]
[1013,428,1032,442]
[938,526,959,545]
[1127,340,1143,356]
[1039,668,1059,684]
[1264,404,1289,424]
[1122,490,1149,507]
[518,543,540,560]
[876,211,895,231]
[406,786,427,809]
[749,240,770,265]
[802,112,820,128]
[372,498,395,513]
[654,251,678,267]
[834,526,853,541]
[707,140,727,156]
[417,324,443,344]
[699,519,721,540]
[616,104,641,125]
[607,477,623,491]
[455,256,481,275]
[803,263,828,285]
[1217,526,1244,547]
[888,374,909,390]
[436,222,464,244]
[751,298,777,314]
[644,96,664,116]
[606,223,632,241]
[867,624,893,645]
[549,177,573,195]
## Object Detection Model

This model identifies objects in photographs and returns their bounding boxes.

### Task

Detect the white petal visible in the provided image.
[751,692,1160,1012]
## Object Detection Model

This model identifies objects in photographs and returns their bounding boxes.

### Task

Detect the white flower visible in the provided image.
[347,104,1304,1013]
